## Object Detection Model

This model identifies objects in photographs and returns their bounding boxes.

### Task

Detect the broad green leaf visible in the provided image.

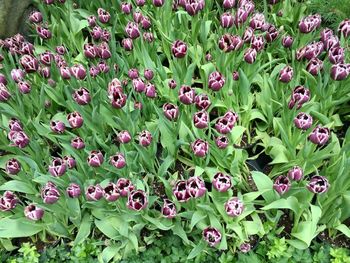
[187,240,206,260]
[0,218,44,238]
[0,180,36,194]
[74,214,92,245]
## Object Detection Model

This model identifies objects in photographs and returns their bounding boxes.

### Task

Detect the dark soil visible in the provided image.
[318,230,350,249]
[277,211,294,238]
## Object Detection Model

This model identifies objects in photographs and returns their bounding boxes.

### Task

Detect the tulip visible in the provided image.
[307,176,329,194]
[304,42,324,60]
[265,24,279,42]
[212,172,232,192]
[55,46,66,55]
[308,126,330,146]
[143,32,154,42]
[242,27,254,43]
[191,139,209,157]
[163,103,179,121]
[162,199,177,219]
[108,78,123,94]
[225,110,239,124]
[193,111,209,129]
[330,64,350,81]
[125,22,140,39]
[8,130,29,148]
[144,69,154,81]
[41,182,60,204]
[287,166,303,181]
[178,85,195,105]
[87,16,97,27]
[294,112,313,130]
[282,35,294,48]
[168,79,177,89]
[320,28,334,43]
[145,84,157,98]
[244,48,257,64]
[141,16,152,30]
[50,120,65,134]
[40,67,51,78]
[249,13,266,30]
[36,26,52,39]
[0,73,7,85]
[306,58,323,76]
[24,204,44,220]
[87,150,104,167]
[139,130,152,147]
[187,177,206,198]
[17,81,31,94]
[203,227,222,247]
[71,137,85,150]
[223,0,235,9]
[29,11,43,23]
[110,153,126,169]
[20,55,39,73]
[279,65,293,83]
[132,78,145,92]
[173,180,190,202]
[208,71,225,91]
[89,66,100,78]
[86,185,104,201]
[121,2,132,14]
[136,0,146,6]
[97,8,110,23]
[251,35,265,52]
[288,86,310,109]
[221,12,234,28]
[63,156,76,169]
[122,38,133,51]
[324,35,339,51]
[133,11,143,23]
[225,197,244,216]
[240,243,251,253]
[194,93,211,110]
[8,118,23,132]
[338,19,350,38]
[48,158,67,177]
[218,34,243,52]
[96,43,110,60]
[117,130,132,144]
[134,101,142,110]
[70,64,86,80]
[59,67,71,79]
[299,14,321,33]
[109,89,127,109]
[5,158,21,175]
[215,136,229,149]
[273,176,291,195]
[128,68,139,79]
[185,0,205,16]
[234,7,249,26]
[0,191,18,211]
[91,26,103,40]
[72,87,91,105]
[66,183,81,198]
[116,178,135,197]
[103,183,120,202]
[67,112,84,129]
[328,46,345,64]
[172,40,187,58]
[127,190,148,211]
[11,69,25,83]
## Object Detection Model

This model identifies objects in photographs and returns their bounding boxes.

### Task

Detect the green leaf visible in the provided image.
[251,171,276,203]
[336,224,350,238]
[172,221,189,244]
[238,69,250,105]
[187,240,206,260]
[261,196,301,215]
[0,218,44,238]
[101,245,120,263]
[74,214,92,245]
[190,210,207,231]
[0,180,36,194]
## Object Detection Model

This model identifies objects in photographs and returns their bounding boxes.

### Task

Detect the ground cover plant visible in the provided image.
[0,0,350,261]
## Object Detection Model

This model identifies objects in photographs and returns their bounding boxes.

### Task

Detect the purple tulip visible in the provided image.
[41,181,60,204]
[66,183,81,198]
[0,73,7,86]
[8,118,23,132]
[72,87,91,105]
[225,197,244,216]
[212,172,232,192]
[8,130,29,148]
[240,243,251,253]
[251,35,265,52]
[132,78,146,93]
[139,130,152,147]
[66,111,84,129]
[308,126,330,145]
[89,66,100,78]
[143,32,154,42]
[98,42,111,59]
[128,68,139,79]
[162,199,177,219]
[249,13,266,30]
[91,26,103,40]
[63,156,76,169]
[141,16,152,30]
[324,35,339,51]
[117,130,132,144]
[187,176,206,198]
[121,2,132,14]
[116,178,134,197]
[50,120,66,134]
[70,64,86,80]
[279,65,293,83]
[193,111,209,129]
[71,137,85,150]
[273,176,291,195]
[172,40,187,58]
[144,69,154,81]
[122,38,133,51]
[288,166,303,181]
[36,26,52,39]
[133,11,143,23]
[234,7,249,26]
[136,0,146,6]
[29,11,43,23]
[282,35,294,48]
[87,150,104,167]
[215,117,233,134]
[221,12,234,28]
[320,28,334,43]
[203,227,222,247]
[173,180,190,202]
[307,175,329,194]
[59,67,71,79]
[134,101,142,110]
[11,69,25,83]
[20,55,39,73]
[338,19,350,38]
[6,158,21,175]
[125,22,140,39]
[178,85,195,105]
[0,191,18,211]
[299,14,321,33]
[303,41,324,60]
[218,34,243,52]
[223,0,235,9]
[87,16,97,27]
[294,112,313,130]
[163,103,179,121]
[205,53,212,61]
[208,71,225,91]
[17,81,31,94]
[288,86,311,109]
[191,139,209,157]
[127,190,148,211]
[48,158,67,177]
[103,183,120,202]
[185,0,205,16]
[328,46,345,64]
[215,136,229,149]
[145,83,157,98]
[194,94,211,111]
[110,153,126,169]
[265,24,279,42]
[24,204,44,220]
[97,8,110,23]
[330,64,350,81]
[242,27,254,43]
[244,48,257,64]
[108,78,123,94]
[40,67,51,78]
[86,184,103,201]
[109,89,127,109]
[55,46,66,55]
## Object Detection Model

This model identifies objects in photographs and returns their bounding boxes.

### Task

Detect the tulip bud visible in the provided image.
[173,180,190,202]
[8,118,23,132]
[89,66,100,78]
[162,199,177,218]
[141,16,152,30]
[240,243,251,253]
[328,46,345,64]
[167,79,177,90]
[72,87,91,105]
[20,55,39,73]
[55,46,66,55]
[306,58,323,76]
[97,8,110,23]
[215,136,229,149]
[67,111,84,129]
[185,0,205,16]
[212,172,232,192]
[125,22,140,39]
[265,24,279,42]
[172,40,187,58]
[282,35,294,48]
[71,137,85,150]
[0,73,7,86]
[36,26,52,39]
[127,190,148,211]
[338,19,350,38]
[191,139,209,157]
[59,67,71,80]
[50,120,65,134]
[244,48,257,64]
[98,42,111,60]
[307,175,329,194]
[109,89,127,109]
[294,112,313,130]
[221,12,234,28]
[324,35,339,51]
[121,2,132,14]
[308,126,330,145]
[145,83,157,98]
[132,78,145,93]
[136,0,146,6]
[66,183,81,198]
[234,7,249,26]
[108,78,122,95]
[11,69,25,83]
[194,93,211,110]
[103,183,120,202]
[330,63,350,81]
[251,35,265,52]
[178,85,195,104]
[288,86,310,109]
[40,67,51,79]
[86,185,103,201]
[70,64,86,80]
[163,103,179,121]
[17,81,31,94]
[193,111,209,129]
[249,13,266,30]
[24,204,44,220]
[83,43,97,59]
[116,178,135,197]
[29,11,43,24]
[299,14,321,33]
[223,0,235,9]
[143,32,154,42]
[287,166,303,181]
[188,177,207,199]
[41,181,60,204]
[128,68,139,79]
[273,175,291,195]
[91,26,103,40]
[144,69,154,81]
[242,27,254,43]
[225,197,244,216]
[122,38,133,51]
[279,65,293,83]
[218,34,243,52]
[6,158,21,175]
[0,191,18,211]
[133,11,143,23]
[87,150,104,167]
[8,130,29,148]
[208,71,225,91]
[87,16,97,27]
[203,227,222,247]
[63,156,76,169]
[117,130,132,144]
[48,158,67,177]
[139,130,152,147]
[110,153,126,169]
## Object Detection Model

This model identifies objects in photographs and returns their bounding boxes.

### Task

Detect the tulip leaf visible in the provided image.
[261,196,301,215]
[187,240,206,260]
[0,218,44,238]
[190,210,207,231]
[0,180,36,194]
[172,221,190,244]
[74,214,92,245]
[335,224,350,238]
[251,171,276,203]
[101,245,120,263]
